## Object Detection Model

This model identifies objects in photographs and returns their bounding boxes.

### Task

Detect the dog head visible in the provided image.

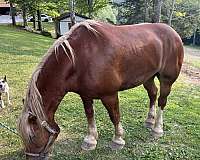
[0,76,7,93]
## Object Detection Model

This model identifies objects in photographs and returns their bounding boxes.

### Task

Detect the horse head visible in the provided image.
[18,71,60,159]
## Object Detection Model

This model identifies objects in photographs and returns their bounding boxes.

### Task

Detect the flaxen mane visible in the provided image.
[18,20,100,143]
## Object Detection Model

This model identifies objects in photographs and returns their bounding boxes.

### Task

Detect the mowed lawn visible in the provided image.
[0,25,200,160]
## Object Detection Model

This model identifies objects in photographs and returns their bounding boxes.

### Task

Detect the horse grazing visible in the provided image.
[18,20,184,159]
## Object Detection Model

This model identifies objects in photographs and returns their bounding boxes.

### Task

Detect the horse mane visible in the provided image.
[18,20,100,143]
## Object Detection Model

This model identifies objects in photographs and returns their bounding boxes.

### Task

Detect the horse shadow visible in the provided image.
[0,126,156,160]
[49,124,156,160]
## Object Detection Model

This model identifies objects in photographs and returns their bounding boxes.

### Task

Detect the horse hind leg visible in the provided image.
[152,76,173,138]
[143,77,158,129]
[152,47,183,138]
[81,97,98,150]
[101,93,125,150]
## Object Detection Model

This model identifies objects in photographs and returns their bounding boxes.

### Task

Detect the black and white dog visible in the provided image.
[0,76,11,108]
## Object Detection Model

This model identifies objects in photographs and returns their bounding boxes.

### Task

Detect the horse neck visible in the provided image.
[36,54,77,122]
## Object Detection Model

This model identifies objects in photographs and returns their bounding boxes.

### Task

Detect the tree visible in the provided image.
[171,0,200,38]
[9,1,16,26]
[75,0,109,17]
[116,0,200,40]
[144,0,150,22]
[88,0,93,18]
[21,1,28,27]
[70,0,76,26]
[13,0,34,28]
[94,4,117,23]
[168,0,176,26]
[5,0,16,26]
[117,0,150,24]
[152,0,163,22]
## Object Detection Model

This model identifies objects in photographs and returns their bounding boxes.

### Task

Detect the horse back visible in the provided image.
[69,22,184,96]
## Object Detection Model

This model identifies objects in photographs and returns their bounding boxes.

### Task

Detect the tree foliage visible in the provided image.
[94,5,117,23]
[171,0,200,38]
[11,0,199,39]
[116,0,200,38]
[12,0,112,29]
[116,0,148,24]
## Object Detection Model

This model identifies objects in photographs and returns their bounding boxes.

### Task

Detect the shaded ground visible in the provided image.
[181,63,200,85]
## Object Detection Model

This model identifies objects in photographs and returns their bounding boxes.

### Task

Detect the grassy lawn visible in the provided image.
[0,25,200,160]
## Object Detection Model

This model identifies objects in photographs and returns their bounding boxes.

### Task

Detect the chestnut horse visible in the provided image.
[18,20,184,159]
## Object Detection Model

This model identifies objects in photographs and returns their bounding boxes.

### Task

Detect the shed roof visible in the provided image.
[56,12,90,21]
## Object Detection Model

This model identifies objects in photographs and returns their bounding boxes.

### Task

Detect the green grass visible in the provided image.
[0,25,200,160]
[42,22,55,32]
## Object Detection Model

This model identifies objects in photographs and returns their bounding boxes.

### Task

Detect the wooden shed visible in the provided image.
[55,12,89,37]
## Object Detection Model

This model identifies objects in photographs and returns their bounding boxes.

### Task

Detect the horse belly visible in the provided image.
[119,72,154,91]
[119,56,160,91]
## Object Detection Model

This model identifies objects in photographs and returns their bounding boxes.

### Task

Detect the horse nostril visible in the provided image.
[0,85,2,88]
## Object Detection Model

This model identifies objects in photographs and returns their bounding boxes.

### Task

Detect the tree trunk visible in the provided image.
[168,0,176,26]
[144,0,149,22]
[88,0,93,18]
[37,9,42,31]
[10,2,16,26]
[70,0,76,27]
[33,14,36,30]
[152,0,163,23]
[22,4,27,28]
[193,28,197,46]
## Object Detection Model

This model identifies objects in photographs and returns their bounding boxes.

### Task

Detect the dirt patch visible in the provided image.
[181,62,200,85]
[184,47,200,57]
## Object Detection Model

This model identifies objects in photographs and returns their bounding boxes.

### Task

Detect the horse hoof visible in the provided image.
[110,141,125,150]
[81,141,96,151]
[151,128,163,138]
[110,138,125,150]
[144,121,154,129]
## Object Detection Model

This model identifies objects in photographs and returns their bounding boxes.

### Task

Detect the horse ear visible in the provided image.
[4,75,7,82]
[28,112,37,122]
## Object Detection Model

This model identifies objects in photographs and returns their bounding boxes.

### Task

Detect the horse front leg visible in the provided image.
[81,97,98,150]
[101,93,125,150]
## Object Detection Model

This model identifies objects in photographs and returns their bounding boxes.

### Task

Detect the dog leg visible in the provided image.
[0,93,5,108]
[6,91,11,105]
